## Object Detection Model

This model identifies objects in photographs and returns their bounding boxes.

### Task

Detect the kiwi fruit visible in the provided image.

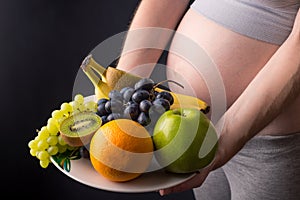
[59,111,102,147]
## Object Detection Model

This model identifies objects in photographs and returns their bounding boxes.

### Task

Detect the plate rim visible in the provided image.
[50,156,196,193]
[50,94,197,193]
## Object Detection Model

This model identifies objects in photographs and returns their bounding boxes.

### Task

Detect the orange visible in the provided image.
[89,119,154,182]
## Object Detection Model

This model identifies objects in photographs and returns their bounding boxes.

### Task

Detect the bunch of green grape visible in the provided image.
[28,94,97,168]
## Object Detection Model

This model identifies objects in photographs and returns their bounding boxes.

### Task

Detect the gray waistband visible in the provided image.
[191,0,300,45]
[242,132,300,153]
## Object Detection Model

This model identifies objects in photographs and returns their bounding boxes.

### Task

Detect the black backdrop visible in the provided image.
[1,0,196,199]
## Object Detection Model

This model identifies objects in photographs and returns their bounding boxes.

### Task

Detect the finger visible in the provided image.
[159,170,210,196]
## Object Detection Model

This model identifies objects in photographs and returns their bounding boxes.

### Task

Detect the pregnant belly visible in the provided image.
[166,8,300,136]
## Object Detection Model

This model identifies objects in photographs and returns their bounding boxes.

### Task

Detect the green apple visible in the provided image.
[152,108,218,173]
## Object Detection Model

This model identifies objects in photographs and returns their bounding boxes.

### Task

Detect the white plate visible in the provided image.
[50,94,195,192]
[51,156,196,193]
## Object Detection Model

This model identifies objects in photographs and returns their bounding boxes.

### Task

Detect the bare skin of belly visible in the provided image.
[167,8,300,136]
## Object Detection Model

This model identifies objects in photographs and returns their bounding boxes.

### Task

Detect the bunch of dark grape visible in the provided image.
[96,78,174,133]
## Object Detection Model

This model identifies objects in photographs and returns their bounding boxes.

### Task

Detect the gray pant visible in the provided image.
[193,133,300,200]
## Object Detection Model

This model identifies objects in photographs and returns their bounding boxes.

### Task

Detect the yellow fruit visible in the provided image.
[154,87,210,114]
[89,119,154,182]
[81,54,140,100]
[81,54,210,112]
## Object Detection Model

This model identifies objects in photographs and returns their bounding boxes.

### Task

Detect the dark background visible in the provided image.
[1,0,196,199]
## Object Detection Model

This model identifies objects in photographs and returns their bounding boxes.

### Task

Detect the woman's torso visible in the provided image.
[166,5,300,136]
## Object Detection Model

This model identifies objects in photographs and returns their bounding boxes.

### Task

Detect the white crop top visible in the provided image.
[191,0,300,45]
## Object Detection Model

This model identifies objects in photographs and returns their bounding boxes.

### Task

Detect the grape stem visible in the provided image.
[153,80,184,90]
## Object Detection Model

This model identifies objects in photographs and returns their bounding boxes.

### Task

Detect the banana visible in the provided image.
[80,54,141,100]
[154,87,210,114]
[80,54,210,113]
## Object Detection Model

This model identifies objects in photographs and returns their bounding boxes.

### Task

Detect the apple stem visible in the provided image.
[153,80,184,90]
